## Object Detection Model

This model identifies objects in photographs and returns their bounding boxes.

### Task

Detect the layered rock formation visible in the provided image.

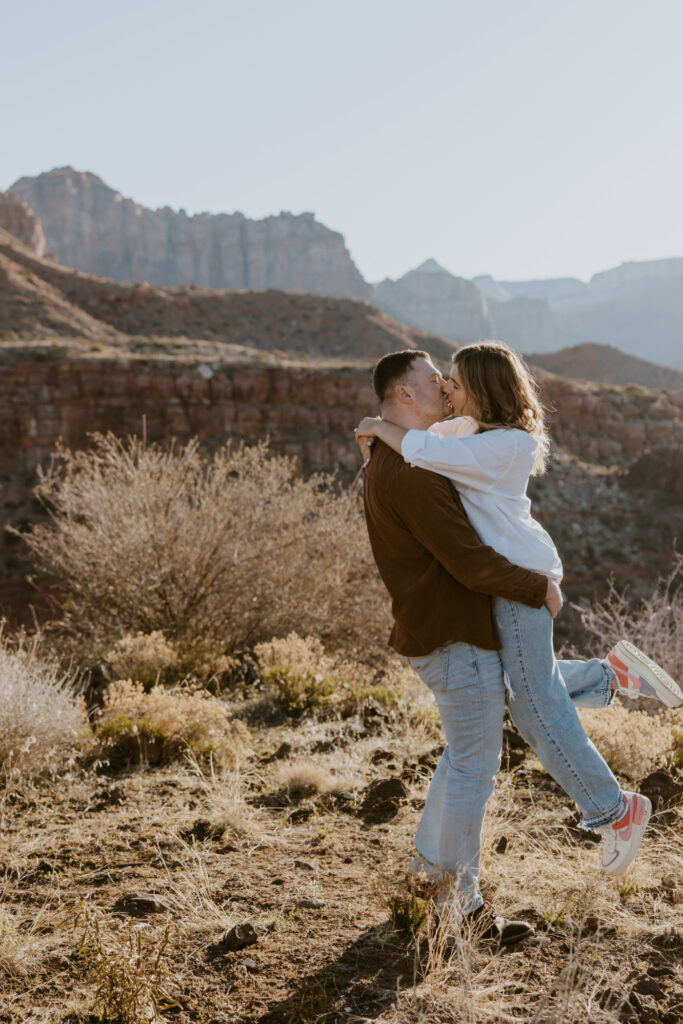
[0,228,457,361]
[9,167,371,299]
[373,260,495,343]
[0,190,49,257]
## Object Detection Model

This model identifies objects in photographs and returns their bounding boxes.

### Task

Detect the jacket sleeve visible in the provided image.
[401,427,527,492]
[393,464,547,608]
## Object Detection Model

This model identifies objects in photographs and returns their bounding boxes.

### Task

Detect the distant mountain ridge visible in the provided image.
[527,342,683,390]
[9,167,370,300]
[4,166,683,369]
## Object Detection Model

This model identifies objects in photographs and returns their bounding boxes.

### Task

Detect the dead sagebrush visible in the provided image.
[23,435,389,663]
[0,628,87,775]
[105,631,180,688]
[95,680,249,768]
[77,903,177,1024]
[575,555,683,678]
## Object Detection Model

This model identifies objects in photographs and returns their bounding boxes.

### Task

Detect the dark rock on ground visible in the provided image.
[111,893,169,917]
[360,778,408,824]
[219,922,258,952]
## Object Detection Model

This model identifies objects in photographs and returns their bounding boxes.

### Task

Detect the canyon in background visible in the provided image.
[0,223,682,649]
[7,167,683,370]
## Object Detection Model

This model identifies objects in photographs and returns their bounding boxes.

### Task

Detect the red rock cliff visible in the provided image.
[10,167,371,299]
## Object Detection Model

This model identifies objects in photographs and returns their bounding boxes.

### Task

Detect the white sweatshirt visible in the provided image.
[401,416,563,582]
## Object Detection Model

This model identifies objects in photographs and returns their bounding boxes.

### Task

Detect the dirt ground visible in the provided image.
[1,691,682,1024]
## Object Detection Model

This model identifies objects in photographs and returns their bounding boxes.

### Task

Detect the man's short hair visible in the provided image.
[373,349,429,403]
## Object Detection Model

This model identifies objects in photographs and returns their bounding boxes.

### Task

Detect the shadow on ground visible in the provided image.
[256,920,416,1023]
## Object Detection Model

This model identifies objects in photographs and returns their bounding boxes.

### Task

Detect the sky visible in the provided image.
[2,0,683,284]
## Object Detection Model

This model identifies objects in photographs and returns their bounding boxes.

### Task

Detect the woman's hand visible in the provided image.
[544,579,563,618]
[356,416,383,438]
[355,416,382,466]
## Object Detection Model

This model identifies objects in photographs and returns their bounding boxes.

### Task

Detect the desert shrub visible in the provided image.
[105,631,180,687]
[254,632,409,716]
[575,556,683,678]
[0,631,86,773]
[577,703,676,779]
[23,434,389,663]
[255,633,336,714]
[77,905,176,1024]
[94,679,249,768]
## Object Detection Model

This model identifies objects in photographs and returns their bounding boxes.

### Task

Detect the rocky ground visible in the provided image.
[1,678,681,1024]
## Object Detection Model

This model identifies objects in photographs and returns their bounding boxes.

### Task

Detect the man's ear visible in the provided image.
[394,383,413,405]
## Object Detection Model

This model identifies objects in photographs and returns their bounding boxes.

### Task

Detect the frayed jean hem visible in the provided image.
[579,791,626,831]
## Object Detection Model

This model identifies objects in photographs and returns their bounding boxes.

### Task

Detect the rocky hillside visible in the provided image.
[527,342,683,389]
[0,228,457,361]
[372,260,494,343]
[9,167,371,299]
[0,190,49,257]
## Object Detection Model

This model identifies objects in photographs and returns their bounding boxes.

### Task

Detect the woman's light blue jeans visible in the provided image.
[407,599,623,915]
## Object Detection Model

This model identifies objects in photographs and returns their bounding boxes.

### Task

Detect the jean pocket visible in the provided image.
[407,647,448,690]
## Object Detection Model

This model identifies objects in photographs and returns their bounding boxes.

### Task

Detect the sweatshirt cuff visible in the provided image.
[401,429,427,464]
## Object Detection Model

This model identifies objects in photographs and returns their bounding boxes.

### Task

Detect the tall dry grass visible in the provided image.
[575,555,683,678]
[23,434,390,666]
[0,628,86,773]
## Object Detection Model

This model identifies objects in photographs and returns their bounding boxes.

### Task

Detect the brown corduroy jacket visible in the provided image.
[363,441,548,657]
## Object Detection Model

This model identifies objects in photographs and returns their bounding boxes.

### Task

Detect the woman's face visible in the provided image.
[443,363,476,417]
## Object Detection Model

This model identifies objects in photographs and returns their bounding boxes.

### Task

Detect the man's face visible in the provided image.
[403,357,453,425]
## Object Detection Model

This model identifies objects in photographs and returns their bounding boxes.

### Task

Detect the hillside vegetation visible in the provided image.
[0,435,681,1022]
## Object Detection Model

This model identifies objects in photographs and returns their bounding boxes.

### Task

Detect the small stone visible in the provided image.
[359,778,408,824]
[220,923,258,951]
[241,957,257,972]
[111,893,168,917]
[297,897,325,909]
[294,859,315,871]
[494,835,508,854]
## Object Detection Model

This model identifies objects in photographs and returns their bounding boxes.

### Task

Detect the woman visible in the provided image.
[356,341,682,877]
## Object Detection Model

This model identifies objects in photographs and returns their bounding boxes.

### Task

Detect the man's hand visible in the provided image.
[355,416,382,466]
[544,579,563,618]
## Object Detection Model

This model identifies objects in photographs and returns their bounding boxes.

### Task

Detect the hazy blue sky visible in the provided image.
[3,0,683,283]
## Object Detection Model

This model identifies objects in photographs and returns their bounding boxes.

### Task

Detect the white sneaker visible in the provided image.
[597,791,651,876]
[606,641,683,707]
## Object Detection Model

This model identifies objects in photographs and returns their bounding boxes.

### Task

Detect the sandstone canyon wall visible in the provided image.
[9,167,371,300]
[0,190,49,258]
[1,346,682,640]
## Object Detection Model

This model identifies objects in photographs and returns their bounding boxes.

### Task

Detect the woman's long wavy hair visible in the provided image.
[453,341,550,475]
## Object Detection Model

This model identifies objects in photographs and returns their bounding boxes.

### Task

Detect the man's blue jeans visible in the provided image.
[407,599,623,914]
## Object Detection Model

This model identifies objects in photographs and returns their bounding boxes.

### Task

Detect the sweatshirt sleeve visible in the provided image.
[401,427,525,492]
[394,465,547,608]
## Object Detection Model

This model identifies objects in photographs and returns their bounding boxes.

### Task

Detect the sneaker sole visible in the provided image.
[603,795,652,877]
[615,641,683,708]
